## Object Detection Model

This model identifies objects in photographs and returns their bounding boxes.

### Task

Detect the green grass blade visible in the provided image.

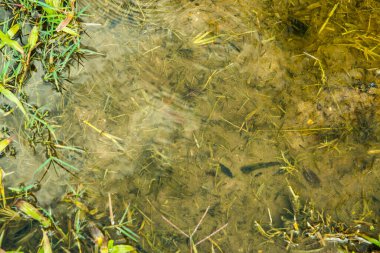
[34,157,52,175]
[117,226,139,242]
[51,157,79,171]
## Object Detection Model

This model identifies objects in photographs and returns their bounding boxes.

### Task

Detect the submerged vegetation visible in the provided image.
[256,186,380,252]
[0,0,379,252]
[0,0,140,251]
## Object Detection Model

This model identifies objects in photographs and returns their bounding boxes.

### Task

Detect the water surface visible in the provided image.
[3,0,380,252]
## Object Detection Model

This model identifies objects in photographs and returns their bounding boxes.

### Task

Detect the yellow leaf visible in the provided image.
[61,26,79,36]
[0,137,12,153]
[110,245,136,253]
[7,24,20,38]
[46,0,61,8]
[28,26,39,50]
[52,0,62,8]
[0,168,6,207]
[45,0,54,6]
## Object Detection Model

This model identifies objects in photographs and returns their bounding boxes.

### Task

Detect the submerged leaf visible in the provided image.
[88,221,105,247]
[14,200,52,228]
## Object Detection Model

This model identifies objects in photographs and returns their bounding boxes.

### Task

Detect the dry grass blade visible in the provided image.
[108,193,114,225]
[367,149,380,155]
[193,31,221,45]
[56,12,74,32]
[194,223,228,246]
[41,230,53,253]
[0,206,20,222]
[191,206,210,238]
[318,3,339,34]
[82,120,124,150]
[0,168,6,207]
[161,215,188,238]
[162,206,228,252]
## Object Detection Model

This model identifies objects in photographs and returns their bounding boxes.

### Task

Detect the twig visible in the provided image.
[161,215,189,238]
[108,193,114,225]
[318,3,339,34]
[191,206,209,237]
[195,223,228,246]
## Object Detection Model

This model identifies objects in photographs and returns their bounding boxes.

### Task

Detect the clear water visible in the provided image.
[2,0,380,252]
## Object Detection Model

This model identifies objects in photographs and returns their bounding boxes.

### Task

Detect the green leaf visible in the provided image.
[360,234,380,248]
[0,24,20,50]
[109,245,136,253]
[0,84,29,120]
[0,30,24,55]
[32,0,57,14]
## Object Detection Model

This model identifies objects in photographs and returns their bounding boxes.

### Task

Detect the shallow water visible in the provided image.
[2,0,380,252]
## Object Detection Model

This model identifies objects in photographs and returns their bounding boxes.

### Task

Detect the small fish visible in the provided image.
[219,163,233,178]
[302,168,321,187]
[240,161,282,174]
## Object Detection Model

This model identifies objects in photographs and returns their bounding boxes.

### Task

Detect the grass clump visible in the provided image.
[255,185,380,252]
[0,175,140,252]
[0,1,142,251]
[0,0,91,177]
[1,0,85,91]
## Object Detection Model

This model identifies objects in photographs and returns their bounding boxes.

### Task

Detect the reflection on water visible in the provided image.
[3,0,380,252]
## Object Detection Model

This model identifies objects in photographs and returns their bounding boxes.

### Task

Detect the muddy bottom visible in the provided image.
[3,0,380,252]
